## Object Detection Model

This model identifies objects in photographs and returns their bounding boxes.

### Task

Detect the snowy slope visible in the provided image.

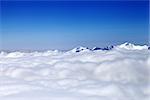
[0,43,149,100]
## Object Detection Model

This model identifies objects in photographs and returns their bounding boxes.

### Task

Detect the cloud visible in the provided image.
[0,43,149,100]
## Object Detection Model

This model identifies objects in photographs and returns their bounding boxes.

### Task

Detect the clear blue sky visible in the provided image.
[1,1,149,50]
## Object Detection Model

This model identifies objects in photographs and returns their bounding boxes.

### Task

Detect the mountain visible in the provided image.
[70,45,114,53]
[70,46,90,53]
[0,43,148,55]
[116,42,148,50]
[92,45,114,51]
[69,43,148,53]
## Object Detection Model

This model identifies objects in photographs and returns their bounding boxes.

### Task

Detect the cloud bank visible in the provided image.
[0,43,149,100]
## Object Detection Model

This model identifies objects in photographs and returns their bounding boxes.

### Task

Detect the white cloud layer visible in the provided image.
[0,43,149,100]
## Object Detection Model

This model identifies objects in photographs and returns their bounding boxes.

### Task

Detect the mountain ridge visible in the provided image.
[0,43,149,54]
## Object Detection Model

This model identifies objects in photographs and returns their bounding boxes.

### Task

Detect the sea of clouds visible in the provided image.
[0,43,149,100]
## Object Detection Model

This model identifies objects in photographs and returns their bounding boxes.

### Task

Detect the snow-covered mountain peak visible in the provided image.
[70,46,90,53]
[117,42,148,50]
[92,45,114,51]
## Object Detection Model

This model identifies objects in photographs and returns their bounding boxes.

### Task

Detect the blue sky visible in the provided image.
[1,1,149,50]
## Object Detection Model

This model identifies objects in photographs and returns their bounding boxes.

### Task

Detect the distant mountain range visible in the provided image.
[0,43,149,55]
[69,42,149,53]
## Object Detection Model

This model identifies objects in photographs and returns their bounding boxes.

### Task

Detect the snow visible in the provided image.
[69,46,90,53]
[117,42,148,50]
[0,43,149,100]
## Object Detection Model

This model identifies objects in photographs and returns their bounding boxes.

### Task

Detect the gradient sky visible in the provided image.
[1,1,149,50]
